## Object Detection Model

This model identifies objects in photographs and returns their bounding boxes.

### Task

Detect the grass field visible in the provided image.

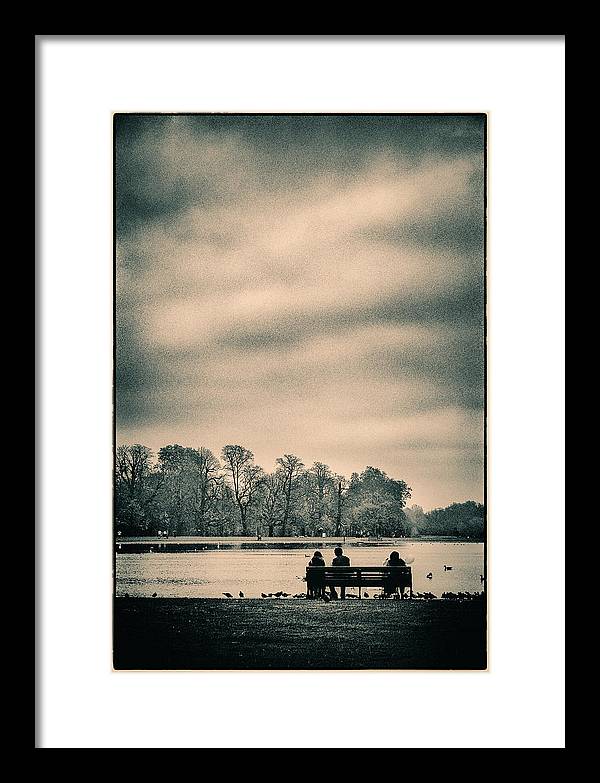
[113,598,487,670]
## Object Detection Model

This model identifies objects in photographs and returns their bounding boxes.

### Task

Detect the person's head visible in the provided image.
[389,551,401,563]
[334,547,343,557]
[313,551,323,559]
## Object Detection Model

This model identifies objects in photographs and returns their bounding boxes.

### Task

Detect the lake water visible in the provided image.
[115,542,484,598]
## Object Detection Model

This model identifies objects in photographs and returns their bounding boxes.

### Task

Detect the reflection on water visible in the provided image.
[115,543,484,598]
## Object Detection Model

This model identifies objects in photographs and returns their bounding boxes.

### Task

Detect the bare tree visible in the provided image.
[116,444,154,498]
[260,471,285,536]
[276,453,305,536]
[308,461,335,529]
[221,445,265,535]
[334,474,348,536]
[115,444,163,532]
[190,447,221,534]
[157,444,195,534]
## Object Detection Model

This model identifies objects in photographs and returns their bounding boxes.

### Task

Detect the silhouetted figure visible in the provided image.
[307,550,326,598]
[239,591,244,598]
[426,572,433,579]
[222,592,233,598]
[383,551,407,598]
[330,546,350,599]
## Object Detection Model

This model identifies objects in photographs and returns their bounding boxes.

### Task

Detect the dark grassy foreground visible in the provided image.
[114,598,487,670]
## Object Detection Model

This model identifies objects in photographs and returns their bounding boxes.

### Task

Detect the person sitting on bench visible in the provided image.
[383,550,407,598]
[330,546,350,600]
[306,550,326,598]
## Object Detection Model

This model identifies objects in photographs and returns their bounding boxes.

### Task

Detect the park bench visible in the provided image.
[306,566,412,599]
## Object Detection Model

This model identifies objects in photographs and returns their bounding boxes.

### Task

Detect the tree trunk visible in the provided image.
[239,505,248,535]
[336,481,343,535]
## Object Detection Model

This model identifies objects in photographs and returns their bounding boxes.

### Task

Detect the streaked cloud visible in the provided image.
[116,114,485,509]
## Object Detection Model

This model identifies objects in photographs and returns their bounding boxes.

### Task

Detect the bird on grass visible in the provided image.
[261,593,268,598]
[222,592,233,598]
[363,591,369,598]
[152,592,157,598]
[239,591,244,598]
[426,572,433,579]
[443,565,453,571]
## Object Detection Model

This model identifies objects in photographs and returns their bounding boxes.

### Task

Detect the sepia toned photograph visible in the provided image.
[113,113,487,670]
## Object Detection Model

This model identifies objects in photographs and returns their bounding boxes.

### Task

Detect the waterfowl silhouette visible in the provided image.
[239,591,244,598]
[426,572,433,579]
[222,592,233,598]
[363,591,369,598]
[152,592,157,597]
[261,593,268,598]
[443,565,453,571]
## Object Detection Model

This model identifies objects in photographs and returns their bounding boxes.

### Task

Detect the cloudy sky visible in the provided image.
[115,114,485,511]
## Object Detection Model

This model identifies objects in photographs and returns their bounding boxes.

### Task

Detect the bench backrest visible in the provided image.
[306,565,411,585]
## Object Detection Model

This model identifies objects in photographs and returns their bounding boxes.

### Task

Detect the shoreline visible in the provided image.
[115,536,483,553]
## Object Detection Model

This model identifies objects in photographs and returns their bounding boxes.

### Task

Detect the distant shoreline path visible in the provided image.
[115,535,482,552]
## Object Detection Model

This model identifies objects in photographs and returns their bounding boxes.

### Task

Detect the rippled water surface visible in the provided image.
[116,542,484,598]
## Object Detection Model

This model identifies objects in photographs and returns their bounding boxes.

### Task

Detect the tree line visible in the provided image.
[115,443,484,539]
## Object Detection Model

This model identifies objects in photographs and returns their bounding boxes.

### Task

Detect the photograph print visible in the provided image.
[113,113,486,670]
